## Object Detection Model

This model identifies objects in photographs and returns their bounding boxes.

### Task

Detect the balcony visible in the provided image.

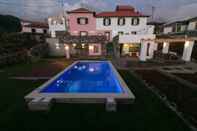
[58,35,107,43]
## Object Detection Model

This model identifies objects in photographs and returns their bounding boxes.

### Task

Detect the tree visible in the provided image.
[0,15,22,33]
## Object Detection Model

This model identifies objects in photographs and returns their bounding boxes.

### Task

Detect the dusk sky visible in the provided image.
[0,0,197,22]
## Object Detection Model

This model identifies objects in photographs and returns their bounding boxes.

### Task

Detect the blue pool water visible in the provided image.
[41,61,123,93]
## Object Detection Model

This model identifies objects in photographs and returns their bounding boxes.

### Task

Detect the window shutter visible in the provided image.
[85,18,88,24]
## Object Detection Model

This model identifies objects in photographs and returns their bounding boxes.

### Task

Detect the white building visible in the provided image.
[21,20,49,34]
[158,17,197,62]
[96,5,156,61]
[48,16,67,38]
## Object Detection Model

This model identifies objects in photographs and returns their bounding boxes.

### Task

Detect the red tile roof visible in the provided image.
[67,8,95,14]
[96,5,148,17]
[116,5,135,11]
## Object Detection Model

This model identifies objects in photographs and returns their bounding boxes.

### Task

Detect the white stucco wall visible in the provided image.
[22,27,48,34]
[163,26,173,34]
[181,25,187,31]
[96,17,149,38]
[46,38,66,56]
[48,17,67,37]
[22,27,32,33]
[188,21,197,30]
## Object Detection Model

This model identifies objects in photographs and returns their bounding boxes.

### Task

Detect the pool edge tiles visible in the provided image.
[24,61,135,103]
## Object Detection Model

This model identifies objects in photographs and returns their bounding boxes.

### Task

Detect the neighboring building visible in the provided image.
[96,5,156,61]
[48,16,67,38]
[157,17,197,61]
[47,8,107,57]
[148,21,164,35]
[163,20,188,34]
[21,20,49,34]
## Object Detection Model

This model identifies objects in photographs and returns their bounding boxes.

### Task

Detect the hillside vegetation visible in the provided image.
[0,15,21,33]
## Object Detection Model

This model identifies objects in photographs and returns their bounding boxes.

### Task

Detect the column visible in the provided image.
[51,31,56,38]
[139,41,148,61]
[154,43,158,51]
[162,42,170,54]
[148,42,156,59]
[64,44,70,59]
[182,41,194,62]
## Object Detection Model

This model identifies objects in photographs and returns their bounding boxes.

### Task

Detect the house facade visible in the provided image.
[21,20,49,34]
[158,17,197,61]
[47,8,107,58]
[47,5,156,61]
[48,16,67,38]
[96,5,156,61]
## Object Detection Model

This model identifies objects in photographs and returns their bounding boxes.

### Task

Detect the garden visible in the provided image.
[0,33,48,67]
[0,59,192,131]
[135,69,197,127]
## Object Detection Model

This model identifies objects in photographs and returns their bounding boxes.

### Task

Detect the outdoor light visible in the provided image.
[163,42,167,47]
[56,43,60,49]
[89,45,94,50]
[72,43,76,47]
[82,43,85,48]
[65,45,69,50]
[185,41,190,48]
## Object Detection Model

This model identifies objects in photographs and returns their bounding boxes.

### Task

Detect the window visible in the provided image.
[105,32,110,41]
[118,17,125,26]
[147,43,150,56]
[195,22,197,30]
[52,20,57,25]
[176,24,181,32]
[32,28,36,33]
[131,31,137,35]
[131,18,140,25]
[103,18,111,26]
[118,32,124,35]
[43,29,47,34]
[93,45,99,53]
[77,17,88,25]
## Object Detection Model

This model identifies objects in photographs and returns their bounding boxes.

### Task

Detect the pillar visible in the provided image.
[51,31,56,38]
[139,41,148,61]
[182,41,194,62]
[148,42,156,59]
[64,44,70,59]
[162,42,170,54]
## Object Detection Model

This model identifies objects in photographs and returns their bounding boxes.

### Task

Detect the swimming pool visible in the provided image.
[41,61,123,93]
[25,61,135,104]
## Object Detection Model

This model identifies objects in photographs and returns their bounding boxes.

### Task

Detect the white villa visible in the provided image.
[47,5,197,62]
[96,5,156,61]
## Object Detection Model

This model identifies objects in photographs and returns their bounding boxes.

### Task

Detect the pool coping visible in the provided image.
[24,60,135,103]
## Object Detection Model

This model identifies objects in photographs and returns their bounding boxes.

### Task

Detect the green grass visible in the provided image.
[0,61,192,131]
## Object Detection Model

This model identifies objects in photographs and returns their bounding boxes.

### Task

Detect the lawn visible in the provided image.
[135,69,197,127]
[0,59,191,131]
